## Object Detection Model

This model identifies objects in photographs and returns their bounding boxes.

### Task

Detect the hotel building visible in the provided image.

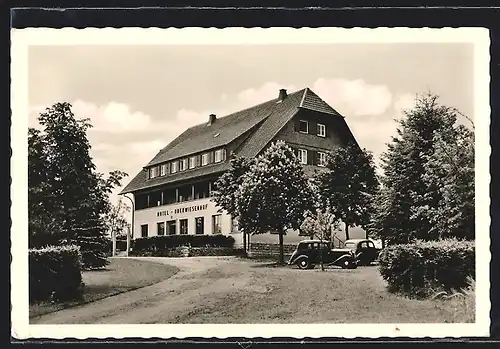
[120,87,360,246]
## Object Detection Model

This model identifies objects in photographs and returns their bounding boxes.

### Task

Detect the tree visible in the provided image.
[105,197,131,240]
[371,92,471,244]
[420,123,475,239]
[300,208,340,270]
[28,102,127,268]
[212,156,254,254]
[236,141,315,264]
[315,143,379,241]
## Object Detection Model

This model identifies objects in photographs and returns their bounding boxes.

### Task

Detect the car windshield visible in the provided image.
[345,242,355,249]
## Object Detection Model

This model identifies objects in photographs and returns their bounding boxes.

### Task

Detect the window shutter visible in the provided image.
[210,151,214,163]
[196,155,201,167]
[222,149,227,161]
[308,150,314,165]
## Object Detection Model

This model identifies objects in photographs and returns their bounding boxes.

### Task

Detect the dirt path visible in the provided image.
[31,256,467,324]
[30,257,243,324]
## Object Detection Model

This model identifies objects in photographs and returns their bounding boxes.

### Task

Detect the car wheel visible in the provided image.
[341,260,351,269]
[297,258,310,270]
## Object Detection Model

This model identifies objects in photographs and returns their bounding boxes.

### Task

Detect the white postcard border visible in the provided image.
[10,27,491,339]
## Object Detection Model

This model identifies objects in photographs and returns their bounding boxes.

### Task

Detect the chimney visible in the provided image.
[207,114,217,126]
[278,88,287,102]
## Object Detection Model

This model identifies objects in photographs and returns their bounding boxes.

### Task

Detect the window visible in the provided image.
[298,149,308,165]
[299,120,309,133]
[180,219,188,235]
[317,151,327,167]
[167,220,176,235]
[141,224,148,238]
[317,123,326,137]
[149,166,159,179]
[160,164,167,176]
[212,214,222,235]
[214,149,223,163]
[201,153,209,166]
[195,217,204,235]
[157,222,165,236]
[178,185,193,202]
[171,161,178,173]
[189,156,196,169]
[179,158,188,171]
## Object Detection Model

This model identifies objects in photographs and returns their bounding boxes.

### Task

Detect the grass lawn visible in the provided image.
[31,257,474,324]
[29,258,179,319]
[169,260,475,324]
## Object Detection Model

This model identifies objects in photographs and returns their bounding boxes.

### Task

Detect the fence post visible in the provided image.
[112,230,116,257]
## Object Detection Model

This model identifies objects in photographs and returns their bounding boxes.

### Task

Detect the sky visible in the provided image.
[28,43,474,203]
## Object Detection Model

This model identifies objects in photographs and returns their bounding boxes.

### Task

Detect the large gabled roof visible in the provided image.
[120,87,343,194]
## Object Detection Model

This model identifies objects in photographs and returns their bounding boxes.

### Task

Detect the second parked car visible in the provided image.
[344,239,380,266]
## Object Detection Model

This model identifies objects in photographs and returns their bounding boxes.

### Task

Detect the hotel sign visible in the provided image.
[157,203,209,217]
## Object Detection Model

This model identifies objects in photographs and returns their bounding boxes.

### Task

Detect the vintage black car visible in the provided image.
[344,239,380,266]
[288,240,357,270]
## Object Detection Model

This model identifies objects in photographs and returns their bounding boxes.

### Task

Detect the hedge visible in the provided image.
[378,239,475,298]
[132,234,235,252]
[29,245,84,302]
[130,246,244,257]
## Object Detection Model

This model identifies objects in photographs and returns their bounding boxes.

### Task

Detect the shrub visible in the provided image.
[378,239,475,298]
[132,234,235,252]
[29,245,84,302]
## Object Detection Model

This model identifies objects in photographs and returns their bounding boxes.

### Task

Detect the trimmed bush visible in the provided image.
[29,245,84,302]
[130,246,243,257]
[132,234,235,252]
[378,239,475,298]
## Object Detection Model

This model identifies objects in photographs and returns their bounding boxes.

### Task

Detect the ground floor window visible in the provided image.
[195,217,204,234]
[212,214,222,235]
[141,224,148,238]
[157,222,165,236]
[167,220,176,235]
[180,219,188,235]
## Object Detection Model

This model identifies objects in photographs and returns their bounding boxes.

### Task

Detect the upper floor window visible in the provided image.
[171,161,178,173]
[298,149,308,165]
[160,164,167,176]
[317,152,327,167]
[202,153,209,166]
[149,166,159,179]
[299,120,309,133]
[189,156,196,169]
[214,149,224,163]
[179,158,188,171]
[317,123,326,137]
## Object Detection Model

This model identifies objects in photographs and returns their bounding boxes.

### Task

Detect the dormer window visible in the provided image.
[189,156,196,169]
[179,158,188,171]
[214,149,223,163]
[202,153,209,166]
[149,166,161,179]
[160,164,167,176]
[299,120,309,133]
[171,161,178,173]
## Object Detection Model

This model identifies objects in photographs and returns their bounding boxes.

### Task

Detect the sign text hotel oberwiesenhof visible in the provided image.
[156,203,209,217]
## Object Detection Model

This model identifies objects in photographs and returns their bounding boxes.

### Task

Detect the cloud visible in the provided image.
[312,78,393,117]
[393,93,417,115]
[237,82,297,107]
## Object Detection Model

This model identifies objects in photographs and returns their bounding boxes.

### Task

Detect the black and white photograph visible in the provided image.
[10,27,490,339]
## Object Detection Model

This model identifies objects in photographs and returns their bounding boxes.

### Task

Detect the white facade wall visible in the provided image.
[133,197,243,247]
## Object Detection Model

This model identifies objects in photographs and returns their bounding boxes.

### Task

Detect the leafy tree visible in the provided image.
[212,156,254,253]
[300,208,340,270]
[236,141,315,264]
[105,197,131,240]
[315,143,379,241]
[372,92,470,244]
[28,102,127,268]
